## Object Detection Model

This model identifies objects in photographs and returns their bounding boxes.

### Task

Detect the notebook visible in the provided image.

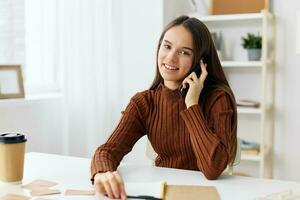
[125,182,220,200]
[165,185,220,200]
[125,181,166,199]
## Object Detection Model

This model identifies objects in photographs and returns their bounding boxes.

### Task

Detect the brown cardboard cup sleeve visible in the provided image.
[0,133,27,183]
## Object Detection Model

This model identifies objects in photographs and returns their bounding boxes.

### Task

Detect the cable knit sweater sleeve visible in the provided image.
[180,91,234,180]
[90,93,147,181]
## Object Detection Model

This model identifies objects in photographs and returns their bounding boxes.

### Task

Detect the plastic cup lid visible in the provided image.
[0,133,27,144]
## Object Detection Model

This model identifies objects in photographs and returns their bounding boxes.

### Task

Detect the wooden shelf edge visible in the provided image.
[188,10,273,22]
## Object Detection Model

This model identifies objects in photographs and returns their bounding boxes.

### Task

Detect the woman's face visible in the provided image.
[158,25,195,89]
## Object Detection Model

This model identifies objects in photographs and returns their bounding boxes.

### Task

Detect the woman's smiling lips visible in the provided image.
[163,63,179,71]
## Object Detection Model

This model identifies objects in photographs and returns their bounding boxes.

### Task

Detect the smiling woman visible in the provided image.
[91,15,238,199]
[158,25,194,90]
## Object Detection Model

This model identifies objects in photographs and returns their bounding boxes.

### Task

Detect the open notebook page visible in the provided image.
[125,181,166,199]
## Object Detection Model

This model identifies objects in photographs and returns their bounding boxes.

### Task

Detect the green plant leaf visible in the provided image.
[241,33,262,49]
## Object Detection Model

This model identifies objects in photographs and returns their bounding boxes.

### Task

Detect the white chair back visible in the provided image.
[145,140,157,164]
[227,137,241,175]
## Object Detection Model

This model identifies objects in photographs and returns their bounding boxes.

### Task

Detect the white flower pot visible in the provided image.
[247,49,261,61]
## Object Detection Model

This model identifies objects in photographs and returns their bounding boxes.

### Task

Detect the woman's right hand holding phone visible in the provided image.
[182,59,208,108]
[94,171,127,200]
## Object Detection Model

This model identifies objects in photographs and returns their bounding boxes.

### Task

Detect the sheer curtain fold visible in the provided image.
[0,0,25,67]
[60,0,123,157]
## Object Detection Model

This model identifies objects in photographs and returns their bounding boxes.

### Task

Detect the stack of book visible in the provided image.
[237,99,260,108]
[241,139,260,155]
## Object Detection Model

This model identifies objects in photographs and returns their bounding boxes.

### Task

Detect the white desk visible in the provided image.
[0,152,300,200]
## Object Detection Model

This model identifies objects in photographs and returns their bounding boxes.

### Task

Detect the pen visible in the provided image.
[127,195,162,200]
[104,194,162,200]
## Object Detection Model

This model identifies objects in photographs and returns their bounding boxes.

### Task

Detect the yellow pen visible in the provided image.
[161,181,167,200]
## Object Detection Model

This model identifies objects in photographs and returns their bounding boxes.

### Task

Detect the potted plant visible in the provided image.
[241,33,262,61]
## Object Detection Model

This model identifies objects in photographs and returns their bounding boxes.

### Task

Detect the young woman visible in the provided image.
[91,15,237,199]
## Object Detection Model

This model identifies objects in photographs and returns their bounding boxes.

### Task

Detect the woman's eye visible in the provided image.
[179,50,190,56]
[163,44,171,49]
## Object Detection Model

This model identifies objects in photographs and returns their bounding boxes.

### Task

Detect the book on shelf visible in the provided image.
[241,149,260,155]
[237,99,260,108]
[241,139,260,150]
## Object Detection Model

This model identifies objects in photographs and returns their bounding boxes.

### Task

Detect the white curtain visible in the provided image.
[0,0,24,65]
[24,0,161,160]
[59,0,124,157]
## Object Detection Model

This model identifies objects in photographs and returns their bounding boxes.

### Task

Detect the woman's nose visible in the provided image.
[165,49,178,63]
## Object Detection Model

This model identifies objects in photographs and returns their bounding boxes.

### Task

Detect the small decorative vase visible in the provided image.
[247,49,261,61]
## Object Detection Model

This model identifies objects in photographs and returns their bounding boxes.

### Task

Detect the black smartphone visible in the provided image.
[179,65,202,97]
[179,56,208,98]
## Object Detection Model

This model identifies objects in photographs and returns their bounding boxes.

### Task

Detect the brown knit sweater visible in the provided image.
[91,83,235,180]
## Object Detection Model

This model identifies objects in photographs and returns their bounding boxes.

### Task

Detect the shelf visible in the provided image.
[186,9,275,178]
[241,154,260,161]
[221,61,262,68]
[241,146,270,162]
[188,12,264,22]
[237,107,261,114]
[237,104,272,115]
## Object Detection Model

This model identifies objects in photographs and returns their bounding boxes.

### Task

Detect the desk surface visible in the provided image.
[0,152,300,200]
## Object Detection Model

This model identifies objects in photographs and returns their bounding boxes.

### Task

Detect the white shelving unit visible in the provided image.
[237,107,261,115]
[221,61,262,68]
[190,12,264,22]
[189,10,276,178]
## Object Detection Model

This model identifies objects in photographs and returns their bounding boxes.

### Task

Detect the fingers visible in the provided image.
[182,73,197,89]
[189,72,198,81]
[182,76,192,88]
[102,178,114,198]
[182,78,188,88]
[184,77,194,86]
[182,60,207,89]
[199,59,208,83]
[94,171,126,199]
[107,172,121,198]
[114,172,127,200]
[94,173,106,194]
[95,182,106,194]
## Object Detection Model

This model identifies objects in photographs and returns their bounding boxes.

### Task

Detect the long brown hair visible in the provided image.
[150,15,237,165]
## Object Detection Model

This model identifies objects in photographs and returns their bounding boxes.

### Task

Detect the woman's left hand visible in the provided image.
[182,59,208,108]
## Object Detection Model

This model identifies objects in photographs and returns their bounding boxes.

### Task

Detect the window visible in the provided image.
[25,0,62,95]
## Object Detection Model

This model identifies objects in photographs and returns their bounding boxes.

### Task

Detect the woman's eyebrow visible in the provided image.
[163,40,194,52]
[163,40,172,44]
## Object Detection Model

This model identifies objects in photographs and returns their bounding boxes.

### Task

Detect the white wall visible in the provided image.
[272,0,300,181]
[0,98,66,155]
